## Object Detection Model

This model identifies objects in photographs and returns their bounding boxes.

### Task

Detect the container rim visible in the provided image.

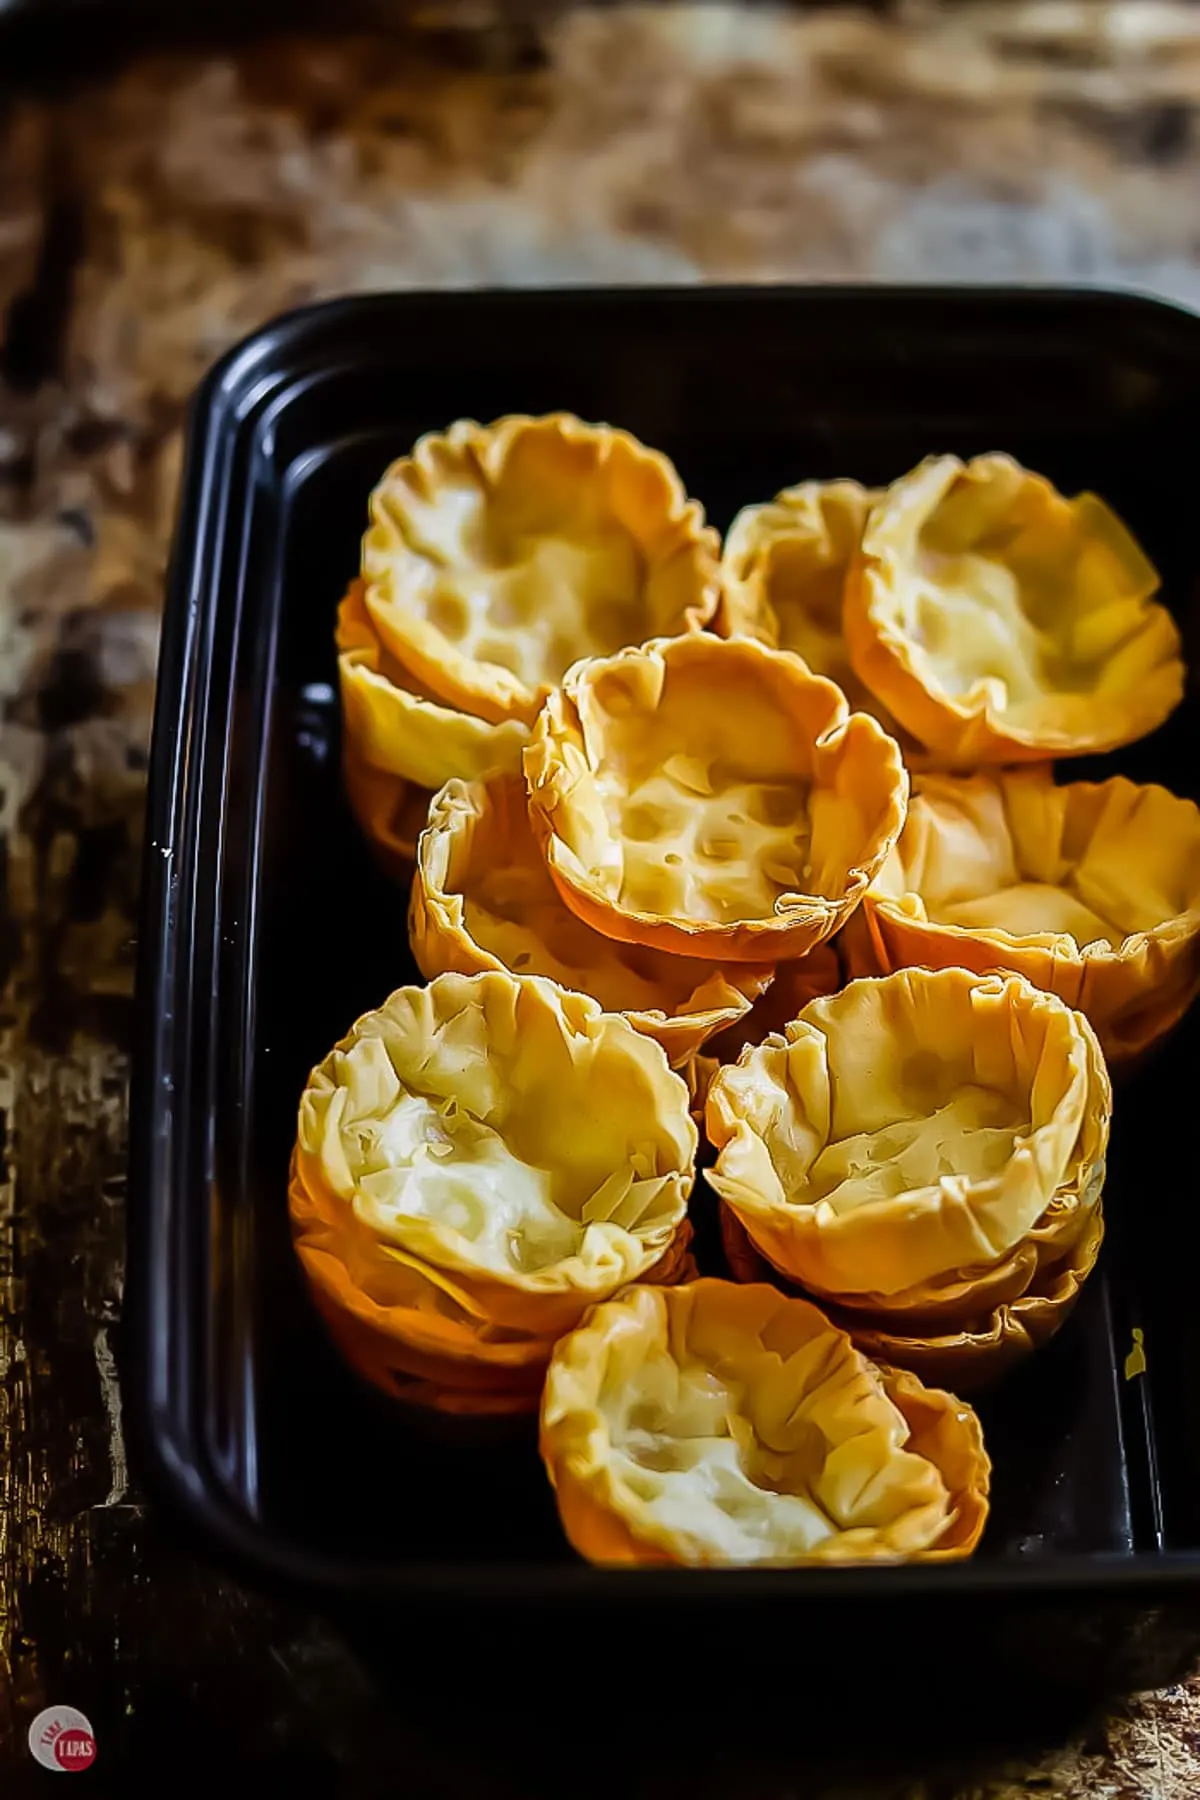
[127,280,1200,1611]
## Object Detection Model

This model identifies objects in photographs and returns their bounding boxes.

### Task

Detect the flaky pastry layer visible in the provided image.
[706,967,1111,1298]
[524,633,908,961]
[842,454,1182,764]
[291,1147,695,1413]
[720,1136,1104,1393]
[409,772,773,1066]
[717,478,920,760]
[851,768,1200,1064]
[338,580,529,792]
[294,970,696,1338]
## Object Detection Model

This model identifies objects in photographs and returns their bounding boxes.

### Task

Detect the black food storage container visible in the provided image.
[127,285,1200,1722]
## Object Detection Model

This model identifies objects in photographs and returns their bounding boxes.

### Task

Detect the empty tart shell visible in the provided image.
[293,970,696,1353]
[361,414,721,727]
[524,633,909,963]
[849,768,1200,1065]
[719,481,879,668]
[705,967,1111,1300]
[540,1279,990,1565]
[719,1157,1105,1392]
[842,454,1183,765]
[704,943,842,1065]
[410,772,774,1067]
[717,478,924,757]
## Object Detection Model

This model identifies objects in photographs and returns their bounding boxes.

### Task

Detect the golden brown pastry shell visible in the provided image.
[409,772,773,1067]
[338,580,529,790]
[716,478,928,760]
[718,479,879,667]
[539,1279,989,1565]
[719,1193,1103,1393]
[524,633,908,963]
[362,414,721,727]
[294,971,697,1343]
[849,769,1200,1065]
[842,453,1182,765]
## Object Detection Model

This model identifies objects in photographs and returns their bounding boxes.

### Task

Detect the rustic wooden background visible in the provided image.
[3,3,1200,1792]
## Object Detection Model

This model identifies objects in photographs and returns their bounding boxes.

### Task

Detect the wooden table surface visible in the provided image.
[3,4,1200,1791]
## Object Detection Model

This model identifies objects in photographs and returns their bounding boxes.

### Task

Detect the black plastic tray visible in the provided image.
[127,286,1200,1706]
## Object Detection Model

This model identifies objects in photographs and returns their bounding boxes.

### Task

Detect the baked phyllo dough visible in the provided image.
[539,1280,990,1565]
[291,1143,695,1413]
[720,480,876,663]
[706,967,1110,1299]
[338,580,529,790]
[720,1166,1104,1393]
[361,414,721,727]
[341,749,433,881]
[524,634,908,962]
[337,579,526,873]
[293,972,698,1371]
[718,478,905,723]
[852,769,1200,1064]
[842,454,1183,764]
[290,1143,564,1412]
[410,773,773,1067]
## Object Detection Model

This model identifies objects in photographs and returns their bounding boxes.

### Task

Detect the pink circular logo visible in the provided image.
[27,1706,97,1773]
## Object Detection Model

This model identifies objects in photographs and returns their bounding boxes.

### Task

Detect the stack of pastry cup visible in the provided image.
[715,455,1199,1064]
[409,771,777,1069]
[411,628,907,1084]
[290,968,698,1413]
[337,579,530,880]
[841,767,1200,1069]
[706,965,1112,1391]
[719,454,1182,771]
[338,412,722,878]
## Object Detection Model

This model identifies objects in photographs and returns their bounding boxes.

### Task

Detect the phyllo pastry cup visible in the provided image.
[705,967,1111,1300]
[410,772,774,1067]
[717,478,914,742]
[291,970,698,1407]
[338,581,528,859]
[524,634,909,963]
[842,453,1183,765]
[539,1280,990,1565]
[719,1161,1104,1393]
[361,414,721,727]
[851,768,1200,1065]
